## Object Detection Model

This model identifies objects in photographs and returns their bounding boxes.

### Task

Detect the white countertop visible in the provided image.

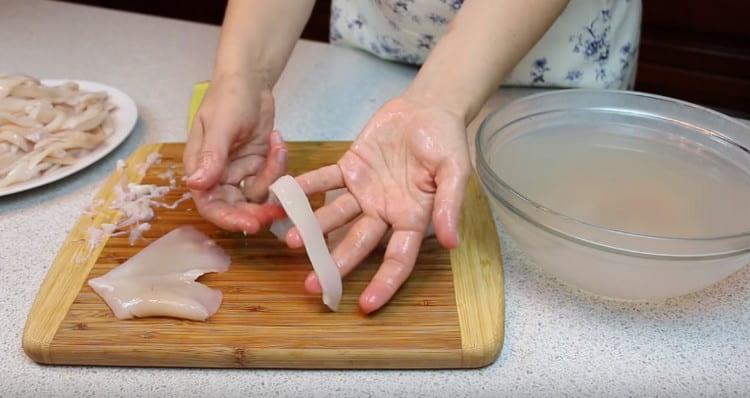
[1,1,748,397]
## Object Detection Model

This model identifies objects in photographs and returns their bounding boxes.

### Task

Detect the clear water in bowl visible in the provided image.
[491,120,750,239]
[479,90,750,298]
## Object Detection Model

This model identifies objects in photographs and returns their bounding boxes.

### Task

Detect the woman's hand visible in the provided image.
[183,73,287,233]
[278,0,564,313]
[287,96,471,313]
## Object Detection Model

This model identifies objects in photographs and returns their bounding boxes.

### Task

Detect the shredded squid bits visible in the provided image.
[83,154,191,257]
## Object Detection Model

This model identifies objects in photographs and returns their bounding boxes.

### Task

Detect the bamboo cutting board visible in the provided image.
[22,142,504,368]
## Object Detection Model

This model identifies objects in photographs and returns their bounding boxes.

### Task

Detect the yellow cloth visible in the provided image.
[187,81,210,130]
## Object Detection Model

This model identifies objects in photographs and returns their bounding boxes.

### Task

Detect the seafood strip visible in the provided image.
[269,175,342,311]
[0,75,114,188]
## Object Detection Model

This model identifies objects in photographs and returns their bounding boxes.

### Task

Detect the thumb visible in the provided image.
[432,161,469,249]
[244,131,287,202]
[187,124,231,190]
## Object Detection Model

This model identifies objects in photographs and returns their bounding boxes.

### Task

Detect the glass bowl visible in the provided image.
[476,89,750,300]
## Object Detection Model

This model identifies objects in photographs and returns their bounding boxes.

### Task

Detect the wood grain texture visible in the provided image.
[452,174,505,367]
[23,142,504,369]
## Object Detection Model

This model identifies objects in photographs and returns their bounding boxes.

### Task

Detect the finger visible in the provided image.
[192,185,284,233]
[295,164,344,195]
[236,201,286,229]
[186,122,233,190]
[183,116,205,175]
[192,190,261,233]
[224,155,264,185]
[228,140,265,161]
[304,216,388,294]
[287,192,361,248]
[432,162,470,249]
[245,131,287,202]
[359,229,424,314]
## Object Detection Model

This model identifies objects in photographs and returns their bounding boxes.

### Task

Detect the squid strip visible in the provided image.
[0,75,115,188]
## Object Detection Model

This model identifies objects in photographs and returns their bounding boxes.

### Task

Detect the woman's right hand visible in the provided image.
[183,73,287,233]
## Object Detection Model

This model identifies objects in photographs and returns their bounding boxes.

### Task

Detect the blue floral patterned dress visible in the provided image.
[330,0,641,89]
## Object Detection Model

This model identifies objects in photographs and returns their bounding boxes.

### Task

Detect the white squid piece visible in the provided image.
[88,226,231,321]
[269,175,343,311]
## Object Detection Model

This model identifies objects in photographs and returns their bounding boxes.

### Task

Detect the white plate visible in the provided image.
[0,79,138,197]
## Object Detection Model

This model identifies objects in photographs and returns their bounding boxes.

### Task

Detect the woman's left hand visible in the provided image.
[286,96,470,313]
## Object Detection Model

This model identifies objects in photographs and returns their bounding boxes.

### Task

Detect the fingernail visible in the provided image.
[360,294,380,314]
[286,229,302,248]
[305,273,322,293]
[364,293,378,306]
[277,148,287,165]
[243,221,259,234]
[188,168,205,183]
[270,131,282,146]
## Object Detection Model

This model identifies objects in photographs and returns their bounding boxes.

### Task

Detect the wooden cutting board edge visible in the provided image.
[452,173,505,367]
[22,143,162,364]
